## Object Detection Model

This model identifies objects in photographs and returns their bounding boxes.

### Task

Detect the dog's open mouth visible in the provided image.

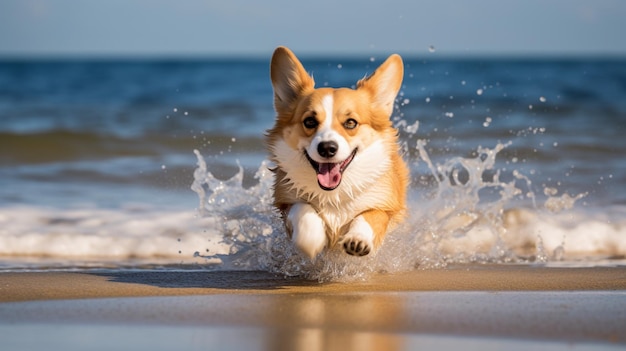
[305,149,357,191]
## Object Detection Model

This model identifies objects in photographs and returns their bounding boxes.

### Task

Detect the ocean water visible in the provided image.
[0,56,625,279]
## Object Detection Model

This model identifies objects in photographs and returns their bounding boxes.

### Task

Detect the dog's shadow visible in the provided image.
[91,270,321,290]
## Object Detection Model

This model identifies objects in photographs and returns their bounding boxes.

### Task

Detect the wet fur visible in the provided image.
[266,46,409,259]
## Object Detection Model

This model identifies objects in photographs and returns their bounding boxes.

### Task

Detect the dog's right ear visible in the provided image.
[270,47,315,112]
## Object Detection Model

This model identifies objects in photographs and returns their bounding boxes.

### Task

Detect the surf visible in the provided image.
[190,121,622,281]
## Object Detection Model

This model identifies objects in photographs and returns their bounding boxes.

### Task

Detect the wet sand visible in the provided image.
[1,265,625,350]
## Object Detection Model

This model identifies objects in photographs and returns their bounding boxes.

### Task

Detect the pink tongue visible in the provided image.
[317,163,342,189]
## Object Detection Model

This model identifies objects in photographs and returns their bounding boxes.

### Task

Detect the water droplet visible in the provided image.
[461,80,466,85]
[402,98,410,105]
[404,120,419,134]
[369,57,376,62]
[482,116,492,127]
[425,97,431,103]
[173,108,178,112]
[193,251,200,257]
[337,64,343,69]
[544,187,558,196]
[184,111,189,116]
[231,137,236,142]
[161,165,166,170]
[528,105,533,110]
[539,96,546,103]
[428,45,436,53]
[444,112,454,118]
[476,88,483,96]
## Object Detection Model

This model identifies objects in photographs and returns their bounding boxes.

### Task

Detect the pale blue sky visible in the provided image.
[1,0,625,57]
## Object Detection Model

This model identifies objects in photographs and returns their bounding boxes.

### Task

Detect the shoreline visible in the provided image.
[1,265,625,347]
[1,264,626,303]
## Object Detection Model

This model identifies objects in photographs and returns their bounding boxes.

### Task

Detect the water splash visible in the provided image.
[191,135,591,281]
[191,150,277,270]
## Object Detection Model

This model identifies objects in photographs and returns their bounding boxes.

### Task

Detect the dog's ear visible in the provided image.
[270,47,315,112]
[357,54,404,117]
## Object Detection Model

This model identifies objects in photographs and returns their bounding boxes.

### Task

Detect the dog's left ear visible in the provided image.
[270,47,315,113]
[357,54,404,117]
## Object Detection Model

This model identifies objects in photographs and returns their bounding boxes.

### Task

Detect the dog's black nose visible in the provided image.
[317,141,338,158]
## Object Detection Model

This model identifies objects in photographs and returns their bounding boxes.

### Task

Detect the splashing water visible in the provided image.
[412,140,542,264]
[191,150,277,270]
[190,123,597,282]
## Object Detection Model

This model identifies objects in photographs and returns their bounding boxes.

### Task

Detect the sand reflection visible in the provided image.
[264,294,404,351]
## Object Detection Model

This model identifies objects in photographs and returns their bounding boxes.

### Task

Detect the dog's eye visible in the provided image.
[343,118,358,130]
[303,117,319,129]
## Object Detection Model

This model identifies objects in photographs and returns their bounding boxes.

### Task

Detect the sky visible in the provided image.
[1,0,625,58]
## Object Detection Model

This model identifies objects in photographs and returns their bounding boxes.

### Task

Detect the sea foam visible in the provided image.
[1,125,624,277]
[188,136,626,281]
[1,143,624,276]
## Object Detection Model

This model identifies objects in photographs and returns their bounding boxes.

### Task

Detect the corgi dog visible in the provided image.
[266,46,409,259]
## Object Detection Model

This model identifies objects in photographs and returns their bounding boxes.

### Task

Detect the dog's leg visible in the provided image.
[342,210,389,256]
[287,203,327,259]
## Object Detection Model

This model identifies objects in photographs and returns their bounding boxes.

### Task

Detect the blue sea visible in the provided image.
[1,56,625,278]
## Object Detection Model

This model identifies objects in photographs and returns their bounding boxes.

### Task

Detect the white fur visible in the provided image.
[321,94,334,129]
[272,139,321,194]
[271,136,392,238]
[288,202,327,259]
[272,140,391,206]
[341,215,374,248]
[304,94,352,163]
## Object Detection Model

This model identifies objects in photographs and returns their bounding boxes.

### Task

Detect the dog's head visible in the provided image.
[267,46,403,195]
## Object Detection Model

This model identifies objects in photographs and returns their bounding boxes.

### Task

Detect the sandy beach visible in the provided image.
[1,265,625,350]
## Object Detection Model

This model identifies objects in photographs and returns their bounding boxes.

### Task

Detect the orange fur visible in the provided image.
[266,46,409,258]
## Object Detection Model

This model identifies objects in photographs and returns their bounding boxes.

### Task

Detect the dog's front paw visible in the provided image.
[288,203,327,259]
[342,237,372,256]
[342,216,374,256]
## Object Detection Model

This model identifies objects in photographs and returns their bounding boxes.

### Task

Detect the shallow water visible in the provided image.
[0,57,625,276]
[1,291,625,349]
[1,323,621,351]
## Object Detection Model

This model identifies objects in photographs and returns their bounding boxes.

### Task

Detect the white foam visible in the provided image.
[191,147,626,281]
[0,206,229,262]
[1,146,625,278]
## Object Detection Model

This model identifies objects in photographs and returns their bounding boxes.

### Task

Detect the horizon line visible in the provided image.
[1,50,625,61]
